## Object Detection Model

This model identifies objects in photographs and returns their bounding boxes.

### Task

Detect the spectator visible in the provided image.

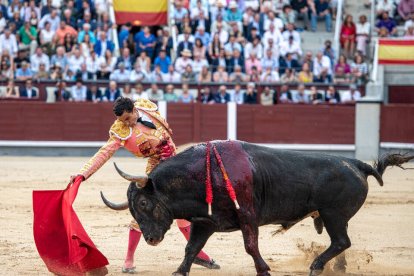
[97,49,117,79]
[50,64,63,80]
[263,37,280,61]
[263,22,283,48]
[298,63,313,83]
[224,34,242,57]
[178,84,195,103]
[244,82,257,104]
[376,11,397,36]
[193,37,207,58]
[310,0,332,32]
[208,33,223,60]
[162,65,181,83]
[110,62,130,82]
[70,79,87,102]
[325,85,341,104]
[0,11,6,34]
[16,61,34,80]
[192,53,209,75]
[147,83,164,102]
[0,60,12,79]
[280,35,303,61]
[0,28,18,57]
[10,11,23,32]
[214,85,231,103]
[213,65,229,82]
[54,21,77,45]
[341,84,362,103]
[133,83,149,100]
[77,11,97,31]
[14,49,30,70]
[334,54,351,84]
[39,9,60,32]
[215,21,230,45]
[231,83,244,104]
[30,47,50,74]
[313,51,332,82]
[245,52,262,75]
[404,13,414,30]
[87,85,103,103]
[181,64,197,83]
[35,63,50,80]
[192,6,211,34]
[282,23,301,45]
[279,53,301,75]
[55,81,72,101]
[404,23,414,38]
[200,87,215,104]
[247,18,261,41]
[118,23,132,49]
[293,83,310,103]
[85,51,99,78]
[244,36,263,60]
[211,48,228,72]
[356,15,370,56]
[163,84,178,102]
[134,26,156,58]
[377,0,395,18]
[18,21,38,56]
[103,80,121,102]
[61,8,76,28]
[39,22,55,55]
[135,51,150,73]
[20,79,39,99]
[62,33,76,52]
[322,40,335,66]
[279,84,293,103]
[198,65,212,82]
[340,15,356,58]
[51,46,68,72]
[260,66,280,82]
[260,86,274,105]
[246,65,261,82]
[290,0,310,30]
[121,84,134,100]
[264,10,284,32]
[68,48,85,73]
[64,69,76,82]
[173,0,189,29]
[128,63,146,83]
[175,49,193,74]
[398,0,414,21]
[309,86,323,104]
[154,50,171,74]
[148,65,164,83]
[78,23,96,45]
[4,79,19,98]
[229,65,247,82]
[280,68,299,84]
[228,49,245,73]
[350,54,368,84]
[94,31,114,57]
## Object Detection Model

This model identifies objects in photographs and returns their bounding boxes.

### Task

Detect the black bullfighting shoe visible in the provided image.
[193,258,221,269]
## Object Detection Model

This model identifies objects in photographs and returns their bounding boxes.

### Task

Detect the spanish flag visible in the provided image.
[378,39,414,65]
[114,0,167,26]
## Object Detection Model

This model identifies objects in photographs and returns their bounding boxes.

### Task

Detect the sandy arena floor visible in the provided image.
[0,152,413,276]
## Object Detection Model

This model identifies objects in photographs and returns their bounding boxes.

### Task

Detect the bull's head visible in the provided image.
[100,163,173,246]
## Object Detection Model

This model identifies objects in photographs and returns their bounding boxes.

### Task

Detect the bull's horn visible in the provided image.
[114,162,148,188]
[100,191,129,211]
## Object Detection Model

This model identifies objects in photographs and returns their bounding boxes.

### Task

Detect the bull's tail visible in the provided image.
[365,153,414,186]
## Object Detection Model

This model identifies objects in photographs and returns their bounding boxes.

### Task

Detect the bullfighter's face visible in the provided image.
[127,182,173,246]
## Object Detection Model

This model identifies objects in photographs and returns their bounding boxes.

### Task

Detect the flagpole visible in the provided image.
[108,0,120,57]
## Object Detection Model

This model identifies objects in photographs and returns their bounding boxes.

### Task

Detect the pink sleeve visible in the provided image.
[79,135,121,180]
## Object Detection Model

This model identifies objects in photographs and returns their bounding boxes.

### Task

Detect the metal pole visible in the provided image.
[108,0,120,57]
[333,0,343,61]
[168,0,177,61]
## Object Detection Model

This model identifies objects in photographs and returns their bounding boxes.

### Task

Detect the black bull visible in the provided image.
[101,140,413,276]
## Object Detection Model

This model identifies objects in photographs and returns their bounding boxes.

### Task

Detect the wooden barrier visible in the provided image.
[380,104,414,143]
[237,104,355,144]
[388,86,414,104]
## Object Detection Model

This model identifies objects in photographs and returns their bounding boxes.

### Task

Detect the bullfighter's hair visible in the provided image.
[113,97,134,116]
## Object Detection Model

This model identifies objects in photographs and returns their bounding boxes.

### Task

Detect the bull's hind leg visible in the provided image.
[240,223,271,276]
[309,210,351,276]
[173,222,214,276]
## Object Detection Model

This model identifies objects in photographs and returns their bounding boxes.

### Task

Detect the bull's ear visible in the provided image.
[143,179,155,193]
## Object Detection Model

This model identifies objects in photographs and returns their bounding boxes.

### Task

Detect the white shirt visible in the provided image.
[71,85,87,102]
[0,34,18,56]
[133,92,149,101]
[40,29,55,44]
[280,40,303,60]
[162,72,181,83]
[244,42,264,59]
[68,55,85,73]
[174,57,193,74]
[38,14,60,32]
[0,18,6,33]
[129,70,148,82]
[192,58,209,73]
[356,22,370,35]
[177,34,196,44]
[217,29,229,45]
[110,69,131,82]
[341,90,362,102]
[263,29,283,47]
[98,56,117,73]
[231,90,245,104]
[260,71,280,82]
[282,30,301,45]
[264,17,284,32]
[30,53,50,72]
[313,55,333,76]
[86,56,100,73]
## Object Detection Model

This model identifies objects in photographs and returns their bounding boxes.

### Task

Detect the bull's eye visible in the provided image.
[139,199,147,209]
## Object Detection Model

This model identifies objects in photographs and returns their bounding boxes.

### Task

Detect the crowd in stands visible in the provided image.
[0,0,411,103]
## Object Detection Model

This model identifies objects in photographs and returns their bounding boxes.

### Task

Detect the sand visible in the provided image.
[0,153,413,276]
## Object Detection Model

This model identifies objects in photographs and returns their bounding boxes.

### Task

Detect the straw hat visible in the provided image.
[181,49,192,57]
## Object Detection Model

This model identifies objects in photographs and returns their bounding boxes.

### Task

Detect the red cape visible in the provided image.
[33,177,108,275]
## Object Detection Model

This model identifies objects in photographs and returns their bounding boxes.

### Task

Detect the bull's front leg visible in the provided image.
[240,222,271,276]
[173,222,214,276]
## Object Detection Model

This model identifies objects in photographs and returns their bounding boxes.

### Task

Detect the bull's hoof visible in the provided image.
[172,272,189,276]
[256,271,271,276]
[309,269,323,276]
[313,217,324,234]
[193,258,220,269]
